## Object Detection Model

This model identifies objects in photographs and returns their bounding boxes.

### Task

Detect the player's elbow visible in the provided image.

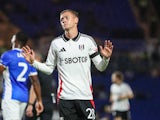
[98,69,105,72]
[45,72,52,75]
[129,94,134,99]
[131,94,134,99]
[44,70,53,75]
[109,97,113,103]
[42,65,54,75]
[97,66,107,72]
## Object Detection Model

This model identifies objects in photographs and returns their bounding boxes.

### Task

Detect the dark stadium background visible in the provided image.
[0,0,160,120]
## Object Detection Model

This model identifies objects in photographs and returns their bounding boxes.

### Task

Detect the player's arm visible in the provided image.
[109,86,113,103]
[91,54,110,72]
[22,43,57,75]
[26,85,36,117]
[90,39,113,72]
[110,86,119,103]
[118,85,134,101]
[0,52,10,74]
[30,75,42,102]
[30,75,44,115]
[118,93,134,101]
[28,85,36,105]
[110,94,115,103]
[0,65,5,74]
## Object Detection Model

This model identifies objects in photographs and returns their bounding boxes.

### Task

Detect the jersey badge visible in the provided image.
[79,44,84,51]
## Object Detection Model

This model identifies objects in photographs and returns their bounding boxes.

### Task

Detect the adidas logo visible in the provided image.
[59,47,66,52]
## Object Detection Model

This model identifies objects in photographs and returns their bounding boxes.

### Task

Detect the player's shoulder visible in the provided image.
[1,50,13,58]
[122,82,131,88]
[50,35,64,46]
[80,33,94,40]
[52,35,62,42]
[110,83,118,92]
[80,33,96,44]
[111,83,117,88]
[122,82,129,86]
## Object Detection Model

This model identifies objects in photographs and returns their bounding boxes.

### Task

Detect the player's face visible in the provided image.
[111,74,123,84]
[111,74,116,83]
[111,74,118,83]
[60,11,78,31]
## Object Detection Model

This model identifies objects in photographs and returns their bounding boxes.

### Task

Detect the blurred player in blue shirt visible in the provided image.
[0,31,44,120]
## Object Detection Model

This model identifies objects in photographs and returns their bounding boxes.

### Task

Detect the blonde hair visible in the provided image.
[60,9,79,18]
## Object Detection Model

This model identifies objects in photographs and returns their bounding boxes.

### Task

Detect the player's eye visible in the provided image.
[66,16,69,20]
[60,18,63,22]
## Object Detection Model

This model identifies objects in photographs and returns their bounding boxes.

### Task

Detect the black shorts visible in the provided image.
[112,111,131,120]
[59,99,96,120]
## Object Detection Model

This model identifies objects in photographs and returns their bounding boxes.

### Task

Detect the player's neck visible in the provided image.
[117,81,123,85]
[14,44,21,49]
[65,28,78,39]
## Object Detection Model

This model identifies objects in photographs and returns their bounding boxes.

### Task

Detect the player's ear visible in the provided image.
[75,17,79,25]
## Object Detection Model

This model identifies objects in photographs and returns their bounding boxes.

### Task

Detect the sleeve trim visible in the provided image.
[29,72,38,76]
[90,52,99,59]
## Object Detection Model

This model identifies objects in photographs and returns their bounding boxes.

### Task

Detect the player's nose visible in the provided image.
[62,20,66,24]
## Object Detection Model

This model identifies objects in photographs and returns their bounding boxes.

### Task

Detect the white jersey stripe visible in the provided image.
[3,67,12,99]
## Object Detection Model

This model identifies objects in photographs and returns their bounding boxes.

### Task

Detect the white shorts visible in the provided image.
[1,99,27,120]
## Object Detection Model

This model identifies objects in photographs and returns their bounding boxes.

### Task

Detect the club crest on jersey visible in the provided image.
[79,44,84,51]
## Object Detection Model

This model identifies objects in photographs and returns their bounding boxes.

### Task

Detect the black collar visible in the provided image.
[62,32,80,42]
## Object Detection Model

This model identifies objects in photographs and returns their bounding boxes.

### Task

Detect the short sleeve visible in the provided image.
[0,52,11,67]
[125,84,133,95]
[88,37,99,59]
[110,84,114,93]
[29,65,38,76]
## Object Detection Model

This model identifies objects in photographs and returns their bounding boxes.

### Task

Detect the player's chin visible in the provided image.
[62,26,69,31]
[64,28,69,31]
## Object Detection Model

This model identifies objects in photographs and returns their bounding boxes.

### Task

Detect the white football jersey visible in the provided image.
[33,33,109,100]
[110,82,133,111]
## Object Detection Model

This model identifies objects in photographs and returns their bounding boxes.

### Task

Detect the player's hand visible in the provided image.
[26,104,34,117]
[22,46,35,64]
[118,94,134,101]
[118,95,128,101]
[35,101,44,116]
[99,40,113,59]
